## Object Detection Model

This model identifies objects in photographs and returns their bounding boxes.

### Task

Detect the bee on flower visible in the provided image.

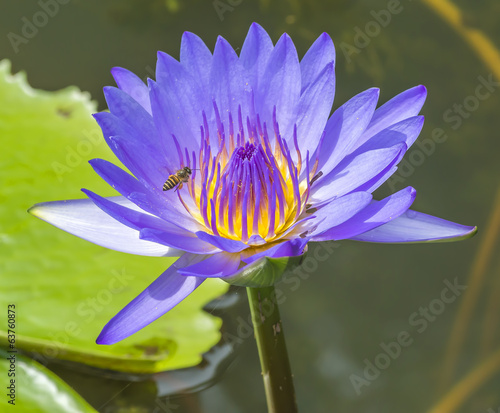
[163,166,193,191]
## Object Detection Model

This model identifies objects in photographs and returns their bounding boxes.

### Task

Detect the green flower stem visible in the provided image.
[246,285,298,413]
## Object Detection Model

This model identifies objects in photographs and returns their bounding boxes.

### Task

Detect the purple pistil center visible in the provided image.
[235,142,257,162]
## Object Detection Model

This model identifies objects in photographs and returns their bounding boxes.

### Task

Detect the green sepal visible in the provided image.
[223,252,307,288]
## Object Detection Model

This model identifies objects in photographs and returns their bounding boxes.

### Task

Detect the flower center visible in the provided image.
[175,105,318,244]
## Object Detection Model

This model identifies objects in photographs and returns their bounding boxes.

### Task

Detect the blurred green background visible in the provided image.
[1,0,499,412]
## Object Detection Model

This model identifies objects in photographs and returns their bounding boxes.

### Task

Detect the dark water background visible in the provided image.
[1,0,499,412]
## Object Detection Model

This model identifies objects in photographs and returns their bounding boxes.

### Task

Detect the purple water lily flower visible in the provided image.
[30,23,476,345]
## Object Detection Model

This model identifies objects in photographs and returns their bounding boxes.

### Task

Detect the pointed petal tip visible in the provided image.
[110,66,122,77]
[427,224,477,243]
[96,324,123,345]
[95,331,111,345]
[27,199,64,221]
[278,32,294,46]
[110,66,130,77]
[416,84,427,94]
[214,35,235,53]
[102,85,115,96]
[462,224,477,239]
[27,203,40,216]
[247,22,264,35]
[410,84,427,104]
[28,201,65,220]
[87,158,102,168]
[215,35,227,45]
[80,187,93,198]
[249,21,264,30]
[356,87,380,104]
[406,186,417,199]
[315,32,334,49]
[242,22,273,57]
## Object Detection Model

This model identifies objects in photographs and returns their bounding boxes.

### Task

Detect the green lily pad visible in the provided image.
[0,349,97,412]
[0,60,228,373]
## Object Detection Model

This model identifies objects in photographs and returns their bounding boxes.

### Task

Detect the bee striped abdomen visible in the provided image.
[163,167,192,192]
[163,175,181,191]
